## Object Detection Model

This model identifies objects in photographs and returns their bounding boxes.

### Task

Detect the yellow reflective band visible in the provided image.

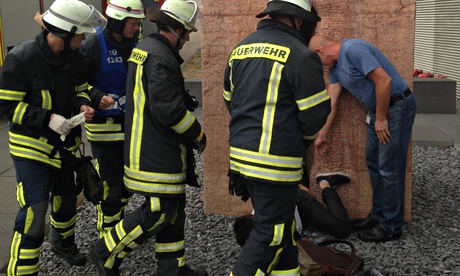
[12,102,28,125]
[10,132,54,152]
[9,144,61,168]
[0,89,26,101]
[76,82,89,92]
[230,161,302,182]
[150,197,161,213]
[260,62,283,154]
[291,220,297,246]
[76,91,91,101]
[129,48,148,65]
[270,223,284,246]
[177,255,186,267]
[255,268,267,276]
[270,266,300,275]
[229,61,234,87]
[125,165,186,183]
[19,248,40,260]
[171,110,195,134]
[267,247,283,274]
[303,132,319,141]
[86,123,122,132]
[24,208,34,234]
[105,224,143,268]
[124,176,186,195]
[230,147,302,168]
[16,182,26,208]
[155,240,185,253]
[130,64,146,170]
[147,213,166,232]
[296,89,329,111]
[223,88,232,101]
[16,264,40,275]
[230,43,290,63]
[8,232,21,275]
[86,132,124,142]
[41,90,52,110]
[50,214,77,229]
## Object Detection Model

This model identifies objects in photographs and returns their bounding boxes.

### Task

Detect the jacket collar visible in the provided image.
[35,30,66,67]
[149,33,184,65]
[257,19,307,46]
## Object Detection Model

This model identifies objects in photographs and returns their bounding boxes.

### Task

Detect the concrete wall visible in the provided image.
[201,0,416,221]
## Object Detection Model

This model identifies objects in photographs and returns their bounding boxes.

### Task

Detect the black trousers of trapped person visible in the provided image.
[92,194,186,269]
[296,187,351,238]
[231,177,299,275]
[90,142,132,236]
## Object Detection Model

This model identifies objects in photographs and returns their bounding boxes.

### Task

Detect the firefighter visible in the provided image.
[223,0,331,275]
[80,0,145,238]
[89,0,207,275]
[0,0,106,275]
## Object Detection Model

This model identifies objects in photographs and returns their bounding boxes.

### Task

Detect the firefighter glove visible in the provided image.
[228,172,250,202]
[184,89,199,111]
[49,114,71,135]
[192,131,206,154]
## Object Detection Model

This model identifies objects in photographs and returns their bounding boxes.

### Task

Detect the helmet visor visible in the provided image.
[78,6,107,35]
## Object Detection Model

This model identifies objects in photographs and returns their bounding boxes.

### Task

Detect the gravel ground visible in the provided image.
[38,146,460,276]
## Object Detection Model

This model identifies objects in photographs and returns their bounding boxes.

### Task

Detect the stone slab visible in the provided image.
[413,78,457,114]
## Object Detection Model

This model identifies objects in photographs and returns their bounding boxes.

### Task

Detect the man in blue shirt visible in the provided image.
[309,34,416,242]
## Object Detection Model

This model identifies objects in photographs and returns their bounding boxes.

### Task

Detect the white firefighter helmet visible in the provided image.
[106,0,145,20]
[42,0,107,35]
[269,0,312,12]
[256,0,320,23]
[161,0,198,32]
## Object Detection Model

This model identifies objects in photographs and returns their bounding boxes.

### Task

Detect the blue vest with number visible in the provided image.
[91,31,131,116]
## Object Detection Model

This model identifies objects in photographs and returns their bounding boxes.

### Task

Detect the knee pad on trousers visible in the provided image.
[22,201,48,239]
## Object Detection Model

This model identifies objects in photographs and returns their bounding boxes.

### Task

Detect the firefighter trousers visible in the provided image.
[231,177,300,276]
[8,159,79,276]
[91,142,132,236]
[92,194,187,270]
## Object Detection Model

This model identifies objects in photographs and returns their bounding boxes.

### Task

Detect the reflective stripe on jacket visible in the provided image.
[223,19,331,184]
[0,30,89,168]
[124,33,203,197]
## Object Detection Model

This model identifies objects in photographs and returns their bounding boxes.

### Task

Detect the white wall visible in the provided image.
[0,0,104,52]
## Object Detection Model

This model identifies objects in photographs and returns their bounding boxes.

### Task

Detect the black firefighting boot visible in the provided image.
[48,228,87,266]
[157,259,208,276]
[178,264,208,276]
[89,246,121,276]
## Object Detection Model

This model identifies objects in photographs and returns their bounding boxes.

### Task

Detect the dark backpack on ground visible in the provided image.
[297,237,364,276]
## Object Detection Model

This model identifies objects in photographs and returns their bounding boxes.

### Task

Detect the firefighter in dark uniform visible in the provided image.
[80,0,145,237]
[223,0,331,275]
[89,0,207,275]
[0,0,106,274]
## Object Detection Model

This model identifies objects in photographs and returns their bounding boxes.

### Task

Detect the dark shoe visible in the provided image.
[51,242,86,266]
[179,264,209,276]
[358,225,401,242]
[352,214,378,230]
[315,172,350,188]
[89,247,120,276]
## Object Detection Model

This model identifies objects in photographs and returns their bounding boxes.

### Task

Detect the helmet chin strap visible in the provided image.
[288,15,298,31]
[166,25,185,50]
[59,25,77,61]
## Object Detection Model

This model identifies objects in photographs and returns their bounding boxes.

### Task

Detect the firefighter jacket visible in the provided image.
[124,33,203,197]
[0,30,91,169]
[223,19,331,184]
[80,28,137,143]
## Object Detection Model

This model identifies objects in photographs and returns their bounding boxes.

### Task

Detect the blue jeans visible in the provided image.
[366,94,416,234]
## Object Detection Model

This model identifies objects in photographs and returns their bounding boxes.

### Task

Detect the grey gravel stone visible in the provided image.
[38,146,460,275]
